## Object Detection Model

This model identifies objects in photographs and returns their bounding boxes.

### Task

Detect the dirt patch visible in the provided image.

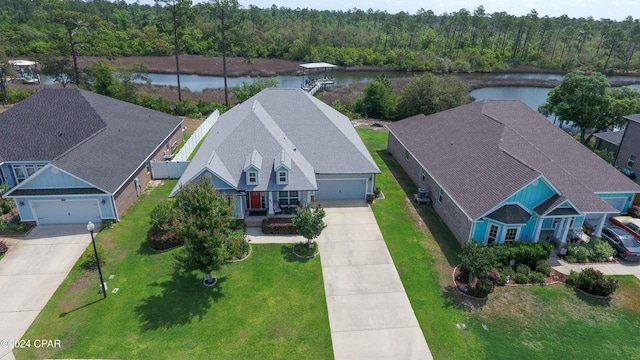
[181,117,204,135]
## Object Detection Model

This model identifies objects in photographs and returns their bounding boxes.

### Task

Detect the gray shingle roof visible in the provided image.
[593,130,624,146]
[0,89,105,161]
[485,204,531,224]
[625,114,640,123]
[173,89,379,195]
[387,100,640,220]
[0,89,183,193]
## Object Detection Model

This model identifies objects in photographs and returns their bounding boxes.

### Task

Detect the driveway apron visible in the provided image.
[0,225,91,360]
[317,200,432,360]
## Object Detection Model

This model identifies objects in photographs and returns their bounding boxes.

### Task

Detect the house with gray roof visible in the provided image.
[387,100,640,245]
[613,114,640,185]
[1,88,183,225]
[171,88,380,217]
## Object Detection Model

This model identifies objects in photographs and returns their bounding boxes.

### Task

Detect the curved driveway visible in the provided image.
[317,201,432,360]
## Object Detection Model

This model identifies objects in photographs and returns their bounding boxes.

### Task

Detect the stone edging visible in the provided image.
[452,265,488,300]
[293,243,319,258]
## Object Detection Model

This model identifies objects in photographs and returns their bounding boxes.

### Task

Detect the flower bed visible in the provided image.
[262,218,298,234]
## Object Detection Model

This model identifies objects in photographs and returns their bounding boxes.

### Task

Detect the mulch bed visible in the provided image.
[453,266,567,297]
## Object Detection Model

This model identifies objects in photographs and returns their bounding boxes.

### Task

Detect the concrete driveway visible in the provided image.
[317,201,432,360]
[0,225,92,360]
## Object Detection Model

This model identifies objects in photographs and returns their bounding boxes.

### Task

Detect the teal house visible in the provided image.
[387,100,640,245]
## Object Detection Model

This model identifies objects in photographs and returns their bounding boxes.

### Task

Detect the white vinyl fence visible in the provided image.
[172,110,219,162]
[150,110,219,179]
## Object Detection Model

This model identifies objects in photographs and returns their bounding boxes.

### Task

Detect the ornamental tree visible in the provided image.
[292,204,327,249]
[172,176,244,286]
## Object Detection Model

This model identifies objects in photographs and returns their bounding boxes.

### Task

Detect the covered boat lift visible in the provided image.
[300,62,336,95]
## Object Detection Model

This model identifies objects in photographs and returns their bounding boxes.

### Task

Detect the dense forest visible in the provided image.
[1,0,639,73]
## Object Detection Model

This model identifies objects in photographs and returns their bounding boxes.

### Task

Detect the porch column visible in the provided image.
[268,191,274,215]
[560,218,571,245]
[595,213,607,237]
[533,217,544,242]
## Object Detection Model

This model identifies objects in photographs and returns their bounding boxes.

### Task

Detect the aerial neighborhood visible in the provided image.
[2,1,640,359]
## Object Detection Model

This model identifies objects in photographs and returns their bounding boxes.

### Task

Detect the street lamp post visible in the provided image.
[87,221,106,299]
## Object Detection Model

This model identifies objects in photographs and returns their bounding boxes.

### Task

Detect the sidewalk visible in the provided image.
[549,254,640,280]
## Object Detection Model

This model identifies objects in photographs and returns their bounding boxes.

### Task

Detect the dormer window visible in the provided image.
[275,149,291,185]
[277,170,288,185]
[247,170,258,185]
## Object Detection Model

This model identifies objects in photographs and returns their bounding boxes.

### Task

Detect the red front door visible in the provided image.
[249,192,262,209]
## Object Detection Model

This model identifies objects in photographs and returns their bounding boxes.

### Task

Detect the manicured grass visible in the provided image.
[16,180,332,360]
[358,128,640,359]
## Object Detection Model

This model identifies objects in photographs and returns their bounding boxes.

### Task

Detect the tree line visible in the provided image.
[1,0,639,74]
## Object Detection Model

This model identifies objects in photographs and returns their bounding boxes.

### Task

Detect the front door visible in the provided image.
[249,191,262,209]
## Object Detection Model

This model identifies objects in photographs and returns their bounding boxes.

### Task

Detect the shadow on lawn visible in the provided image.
[135,272,225,331]
[280,244,313,263]
[376,149,462,267]
[59,298,103,318]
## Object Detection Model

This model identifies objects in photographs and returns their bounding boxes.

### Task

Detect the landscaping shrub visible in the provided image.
[0,240,8,255]
[586,238,615,260]
[513,273,529,284]
[566,270,579,286]
[0,184,13,215]
[489,241,553,269]
[516,264,531,275]
[528,271,547,284]
[567,244,591,263]
[147,228,184,250]
[628,205,640,218]
[535,260,552,276]
[231,218,247,232]
[575,268,619,296]
[149,201,176,232]
[82,244,106,269]
[474,277,493,297]
[565,239,615,263]
[496,267,514,286]
[227,231,250,260]
[262,218,298,234]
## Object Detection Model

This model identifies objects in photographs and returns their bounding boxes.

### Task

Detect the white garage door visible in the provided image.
[315,179,366,200]
[603,198,626,213]
[32,200,102,225]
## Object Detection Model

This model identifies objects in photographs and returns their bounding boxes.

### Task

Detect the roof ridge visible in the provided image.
[252,101,317,186]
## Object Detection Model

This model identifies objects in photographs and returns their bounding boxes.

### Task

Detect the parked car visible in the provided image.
[609,216,640,242]
[600,226,640,261]
[621,167,636,181]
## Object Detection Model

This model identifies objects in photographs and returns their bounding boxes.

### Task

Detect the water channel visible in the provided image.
[41,71,640,125]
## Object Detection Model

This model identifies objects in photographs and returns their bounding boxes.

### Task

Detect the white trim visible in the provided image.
[486,222,500,244]
[276,170,288,185]
[246,170,258,185]
[30,198,103,225]
[3,164,110,198]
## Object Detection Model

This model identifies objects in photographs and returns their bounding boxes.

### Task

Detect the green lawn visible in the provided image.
[358,128,640,359]
[16,181,332,360]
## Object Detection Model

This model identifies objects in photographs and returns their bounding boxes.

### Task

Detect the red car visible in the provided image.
[609,216,640,242]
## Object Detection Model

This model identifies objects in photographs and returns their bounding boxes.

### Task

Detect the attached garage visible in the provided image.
[31,200,102,225]
[315,178,367,200]
[602,197,626,213]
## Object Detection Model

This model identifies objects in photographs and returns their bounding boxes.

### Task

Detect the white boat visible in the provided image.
[8,60,40,84]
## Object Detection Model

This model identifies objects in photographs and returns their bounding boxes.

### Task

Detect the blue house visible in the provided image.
[0,89,183,225]
[387,100,640,245]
